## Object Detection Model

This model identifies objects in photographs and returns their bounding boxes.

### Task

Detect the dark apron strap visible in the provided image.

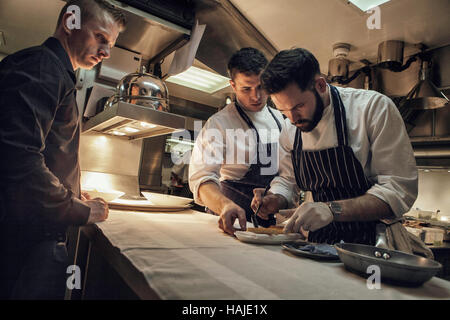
[329,84,348,147]
[234,102,282,144]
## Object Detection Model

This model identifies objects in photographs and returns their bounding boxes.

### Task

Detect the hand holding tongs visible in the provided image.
[252,184,270,228]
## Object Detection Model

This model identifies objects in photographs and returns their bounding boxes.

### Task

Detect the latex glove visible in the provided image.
[284,202,333,234]
[276,209,296,225]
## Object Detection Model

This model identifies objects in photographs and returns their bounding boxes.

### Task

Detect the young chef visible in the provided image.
[252,48,418,245]
[189,48,286,235]
[0,0,125,299]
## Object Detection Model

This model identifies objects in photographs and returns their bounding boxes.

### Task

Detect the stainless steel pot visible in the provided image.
[377,40,404,70]
[335,242,442,286]
[104,66,170,112]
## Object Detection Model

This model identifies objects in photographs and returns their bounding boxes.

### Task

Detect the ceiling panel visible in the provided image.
[229,0,450,72]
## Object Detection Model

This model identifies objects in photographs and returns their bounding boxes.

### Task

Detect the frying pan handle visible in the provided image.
[375,223,389,249]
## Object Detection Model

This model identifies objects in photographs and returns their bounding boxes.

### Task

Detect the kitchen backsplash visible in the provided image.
[412,169,450,215]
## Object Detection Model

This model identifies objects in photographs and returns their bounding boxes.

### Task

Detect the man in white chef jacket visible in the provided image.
[252,48,418,245]
[189,48,286,235]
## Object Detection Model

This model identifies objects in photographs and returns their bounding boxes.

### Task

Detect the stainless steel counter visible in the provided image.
[68,209,450,300]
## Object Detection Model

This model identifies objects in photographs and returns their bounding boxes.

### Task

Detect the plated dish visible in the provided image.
[82,188,125,202]
[141,192,193,206]
[235,229,305,245]
[108,198,192,212]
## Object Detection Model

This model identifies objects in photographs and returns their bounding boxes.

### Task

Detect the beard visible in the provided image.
[293,88,325,132]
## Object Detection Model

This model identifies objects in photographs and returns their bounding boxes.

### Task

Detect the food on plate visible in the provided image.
[246,226,284,234]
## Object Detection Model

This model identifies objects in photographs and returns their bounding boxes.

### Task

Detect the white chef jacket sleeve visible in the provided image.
[364,93,418,218]
[269,119,300,207]
[188,118,225,205]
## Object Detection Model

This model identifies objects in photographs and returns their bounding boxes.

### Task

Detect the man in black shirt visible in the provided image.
[0,0,126,299]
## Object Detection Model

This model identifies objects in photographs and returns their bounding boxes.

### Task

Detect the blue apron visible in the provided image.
[291,85,377,245]
[219,103,282,227]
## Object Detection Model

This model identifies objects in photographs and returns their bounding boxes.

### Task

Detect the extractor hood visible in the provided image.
[82,101,186,140]
[193,0,278,77]
[109,0,193,62]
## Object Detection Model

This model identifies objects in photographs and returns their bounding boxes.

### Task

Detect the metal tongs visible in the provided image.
[252,185,270,228]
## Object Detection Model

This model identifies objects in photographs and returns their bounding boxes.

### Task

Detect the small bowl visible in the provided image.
[82,189,125,202]
[418,211,434,220]
[141,192,192,206]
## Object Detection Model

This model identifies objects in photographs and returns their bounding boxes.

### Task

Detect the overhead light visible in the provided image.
[82,101,186,140]
[111,130,126,136]
[167,138,195,146]
[123,126,140,133]
[166,66,230,94]
[347,0,390,11]
[140,122,157,129]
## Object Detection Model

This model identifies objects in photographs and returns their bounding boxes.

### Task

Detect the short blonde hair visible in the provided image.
[57,0,127,30]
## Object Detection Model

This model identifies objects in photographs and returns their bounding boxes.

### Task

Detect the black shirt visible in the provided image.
[0,37,90,238]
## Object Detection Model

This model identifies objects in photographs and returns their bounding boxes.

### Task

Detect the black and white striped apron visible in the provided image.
[291,85,377,245]
[220,103,282,227]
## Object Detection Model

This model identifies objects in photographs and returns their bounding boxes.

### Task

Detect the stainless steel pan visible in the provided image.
[334,242,442,286]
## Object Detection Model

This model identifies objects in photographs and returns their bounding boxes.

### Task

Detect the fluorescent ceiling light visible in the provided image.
[140,122,157,129]
[111,130,126,136]
[347,0,390,11]
[166,66,230,94]
[167,138,195,146]
[123,126,140,133]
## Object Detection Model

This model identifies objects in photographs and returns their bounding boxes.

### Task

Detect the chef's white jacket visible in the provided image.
[189,102,285,205]
[270,85,418,218]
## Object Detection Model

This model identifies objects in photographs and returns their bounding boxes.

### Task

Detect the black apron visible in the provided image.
[291,85,377,245]
[219,103,282,227]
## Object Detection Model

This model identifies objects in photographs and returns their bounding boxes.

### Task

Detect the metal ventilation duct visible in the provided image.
[193,0,278,77]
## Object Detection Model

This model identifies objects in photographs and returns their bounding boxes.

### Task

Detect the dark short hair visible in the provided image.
[261,48,321,94]
[57,0,127,30]
[227,47,268,80]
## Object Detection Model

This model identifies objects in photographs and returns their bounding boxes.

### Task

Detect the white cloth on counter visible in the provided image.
[93,210,450,300]
[189,102,285,205]
[270,86,418,218]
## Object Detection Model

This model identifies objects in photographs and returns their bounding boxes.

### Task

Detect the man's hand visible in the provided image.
[81,191,92,201]
[218,201,247,236]
[251,189,287,220]
[284,202,333,234]
[85,198,109,224]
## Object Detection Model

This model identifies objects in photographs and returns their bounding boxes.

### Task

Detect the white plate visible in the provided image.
[234,231,305,245]
[141,192,193,206]
[82,189,124,202]
[109,198,191,209]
